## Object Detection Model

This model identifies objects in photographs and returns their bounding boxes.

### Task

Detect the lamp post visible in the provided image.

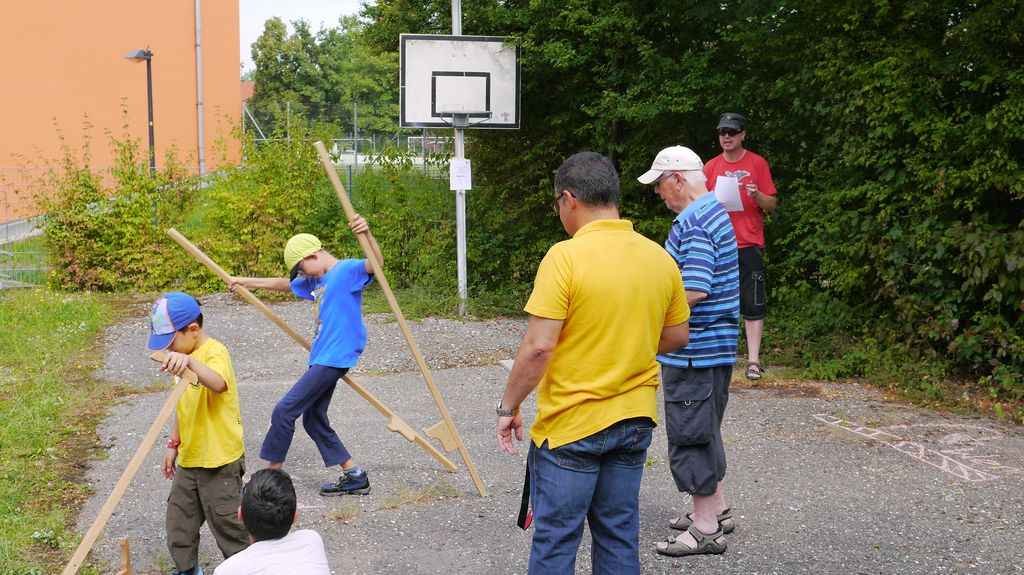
[124,49,155,175]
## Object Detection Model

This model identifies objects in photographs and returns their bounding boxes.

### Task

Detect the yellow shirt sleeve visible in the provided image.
[665,269,690,326]
[197,342,233,390]
[524,243,571,320]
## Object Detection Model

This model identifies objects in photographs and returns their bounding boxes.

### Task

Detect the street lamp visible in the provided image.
[124,48,155,175]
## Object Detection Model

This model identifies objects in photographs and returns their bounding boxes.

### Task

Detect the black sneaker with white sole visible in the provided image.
[319,468,371,496]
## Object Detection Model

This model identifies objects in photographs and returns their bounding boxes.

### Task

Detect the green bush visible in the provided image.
[39,137,196,291]
[35,124,473,309]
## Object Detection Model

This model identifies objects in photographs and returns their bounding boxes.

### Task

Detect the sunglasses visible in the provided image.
[718,128,742,137]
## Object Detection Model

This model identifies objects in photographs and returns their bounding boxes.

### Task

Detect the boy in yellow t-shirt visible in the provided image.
[148,292,248,575]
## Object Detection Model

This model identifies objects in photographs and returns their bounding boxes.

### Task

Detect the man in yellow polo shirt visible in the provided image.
[497,151,691,574]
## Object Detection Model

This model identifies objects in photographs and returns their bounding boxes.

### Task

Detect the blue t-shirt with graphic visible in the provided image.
[291,259,373,368]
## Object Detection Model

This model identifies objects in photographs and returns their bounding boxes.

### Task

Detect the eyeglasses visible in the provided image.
[718,128,742,137]
[655,172,678,189]
[552,190,576,215]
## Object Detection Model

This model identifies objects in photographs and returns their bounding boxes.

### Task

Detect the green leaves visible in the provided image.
[359,0,1024,399]
[249,17,398,138]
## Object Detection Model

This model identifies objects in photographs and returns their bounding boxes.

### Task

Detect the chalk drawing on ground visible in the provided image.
[813,414,1022,482]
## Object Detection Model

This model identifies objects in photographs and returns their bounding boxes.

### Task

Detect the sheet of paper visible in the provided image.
[714,175,744,212]
[449,158,472,190]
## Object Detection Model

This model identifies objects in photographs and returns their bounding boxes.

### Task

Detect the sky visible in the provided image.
[240,0,363,73]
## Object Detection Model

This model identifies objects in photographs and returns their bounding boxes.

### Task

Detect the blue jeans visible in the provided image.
[260,364,352,467]
[528,417,655,575]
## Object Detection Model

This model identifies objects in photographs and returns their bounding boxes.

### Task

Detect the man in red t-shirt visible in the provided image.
[703,113,778,380]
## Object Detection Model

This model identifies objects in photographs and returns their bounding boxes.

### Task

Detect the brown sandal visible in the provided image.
[746,362,763,380]
[668,508,735,534]
[655,524,727,556]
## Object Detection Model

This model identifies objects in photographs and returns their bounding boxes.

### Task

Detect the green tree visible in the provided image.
[362,0,1024,397]
[249,16,398,138]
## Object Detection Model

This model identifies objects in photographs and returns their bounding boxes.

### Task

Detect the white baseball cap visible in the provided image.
[636,146,704,185]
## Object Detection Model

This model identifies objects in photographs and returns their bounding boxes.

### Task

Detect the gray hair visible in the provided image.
[554,152,620,207]
[663,169,707,186]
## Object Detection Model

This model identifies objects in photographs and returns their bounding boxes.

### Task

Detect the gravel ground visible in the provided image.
[98,293,525,385]
[77,294,1024,574]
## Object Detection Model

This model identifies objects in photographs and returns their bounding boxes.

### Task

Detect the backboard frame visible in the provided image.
[400,34,520,130]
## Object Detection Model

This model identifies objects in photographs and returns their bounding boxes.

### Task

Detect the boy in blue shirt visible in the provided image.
[232,214,383,496]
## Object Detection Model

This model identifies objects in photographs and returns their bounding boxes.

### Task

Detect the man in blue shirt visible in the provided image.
[232,214,383,496]
[638,146,740,557]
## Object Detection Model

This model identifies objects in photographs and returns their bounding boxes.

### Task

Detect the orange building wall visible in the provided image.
[0,1,240,222]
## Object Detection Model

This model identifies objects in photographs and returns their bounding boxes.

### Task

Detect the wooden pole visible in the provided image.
[61,354,191,575]
[314,141,488,496]
[116,539,135,575]
[164,228,456,472]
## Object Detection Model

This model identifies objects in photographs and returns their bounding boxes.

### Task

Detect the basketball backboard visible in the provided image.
[400,34,520,129]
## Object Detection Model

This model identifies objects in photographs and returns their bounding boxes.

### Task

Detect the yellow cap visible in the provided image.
[284,233,322,279]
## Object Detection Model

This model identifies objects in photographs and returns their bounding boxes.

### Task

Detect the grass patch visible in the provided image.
[0,289,116,574]
[761,291,1024,423]
[326,502,362,524]
[377,479,461,510]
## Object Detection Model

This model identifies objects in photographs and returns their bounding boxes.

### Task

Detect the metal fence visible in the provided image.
[0,228,46,289]
[1,167,46,288]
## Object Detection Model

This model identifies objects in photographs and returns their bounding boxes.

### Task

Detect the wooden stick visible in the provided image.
[116,539,135,575]
[165,228,456,472]
[314,141,488,497]
[61,371,187,574]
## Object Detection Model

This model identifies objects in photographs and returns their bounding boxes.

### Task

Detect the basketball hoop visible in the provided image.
[400,35,520,130]
[436,111,493,129]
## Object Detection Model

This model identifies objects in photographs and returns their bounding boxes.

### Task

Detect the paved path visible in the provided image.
[78,294,1024,574]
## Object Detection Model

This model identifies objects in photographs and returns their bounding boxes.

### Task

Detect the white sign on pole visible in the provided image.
[449,159,472,190]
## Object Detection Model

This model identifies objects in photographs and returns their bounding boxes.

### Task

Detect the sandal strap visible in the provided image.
[671,510,733,530]
[687,524,724,543]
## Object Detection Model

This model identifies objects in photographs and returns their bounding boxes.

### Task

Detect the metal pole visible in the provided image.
[455,133,467,315]
[145,53,156,176]
[194,0,206,176]
[353,101,358,177]
[452,0,462,35]
[243,103,267,140]
[452,0,467,315]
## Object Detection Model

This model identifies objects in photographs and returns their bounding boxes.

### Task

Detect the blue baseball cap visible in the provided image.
[147,292,201,350]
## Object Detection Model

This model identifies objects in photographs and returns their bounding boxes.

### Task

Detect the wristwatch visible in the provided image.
[496,399,519,417]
